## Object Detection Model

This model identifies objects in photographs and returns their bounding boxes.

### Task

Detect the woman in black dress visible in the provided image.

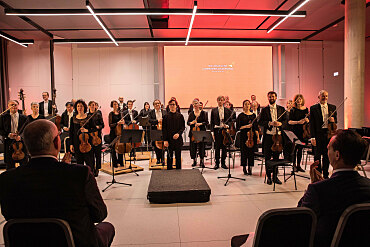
[21,102,45,132]
[139,102,151,145]
[187,99,209,167]
[288,94,309,172]
[236,100,260,175]
[108,100,125,167]
[69,99,94,171]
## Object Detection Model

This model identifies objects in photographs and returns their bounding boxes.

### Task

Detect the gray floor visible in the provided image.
[0,151,320,246]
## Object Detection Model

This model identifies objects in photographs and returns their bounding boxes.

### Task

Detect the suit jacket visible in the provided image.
[39,100,57,116]
[0,112,27,139]
[210,107,232,132]
[60,110,75,130]
[298,171,370,247]
[149,109,166,129]
[123,109,139,124]
[258,104,286,136]
[0,157,108,247]
[310,103,337,139]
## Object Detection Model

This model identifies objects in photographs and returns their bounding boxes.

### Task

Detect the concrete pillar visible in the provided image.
[344,0,366,128]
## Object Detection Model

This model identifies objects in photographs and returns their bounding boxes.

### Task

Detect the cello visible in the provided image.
[115,108,136,154]
[18,89,26,115]
[50,89,62,132]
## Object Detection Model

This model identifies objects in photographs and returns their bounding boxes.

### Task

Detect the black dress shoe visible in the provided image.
[200,159,205,168]
[221,164,228,169]
[214,165,219,170]
[274,177,282,185]
[267,178,272,185]
[243,166,248,175]
[296,166,305,172]
[248,167,252,176]
[192,160,197,167]
[156,160,161,164]
[94,169,99,177]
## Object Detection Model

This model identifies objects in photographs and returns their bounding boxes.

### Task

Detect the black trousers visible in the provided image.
[214,129,227,165]
[111,149,124,167]
[263,134,281,178]
[167,142,182,169]
[74,147,94,171]
[152,141,164,162]
[4,139,27,170]
[294,145,304,168]
[92,144,102,170]
[190,141,205,159]
[314,129,330,178]
[96,222,115,247]
[240,138,255,167]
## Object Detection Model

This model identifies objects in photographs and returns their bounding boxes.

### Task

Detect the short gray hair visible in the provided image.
[31,102,38,107]
[23,119,57,155]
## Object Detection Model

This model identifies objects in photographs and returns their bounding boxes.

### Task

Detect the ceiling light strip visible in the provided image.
[53,39,300,44]
[86,2,118,46]
[267,0,309,34]
[185,2,197,46]
[0,33,28,47]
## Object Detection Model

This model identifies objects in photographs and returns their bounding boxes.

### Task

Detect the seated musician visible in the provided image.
[187,99,208,168]
[162,98,185,169]
[236,100,260,175]
[149,99,166,164]
[0,100,27,169]
[0,119,115,247]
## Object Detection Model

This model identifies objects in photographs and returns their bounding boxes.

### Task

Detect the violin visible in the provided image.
[155,119,164,149]
[77,108,101,153]
[322,97,347,139]
[245,111,261,148]
[11,133,25,161]
[191,100,208,143]
[114,108,137,154]
[302,112,311,140]
[90,131,102,146]
[221,111,235,146]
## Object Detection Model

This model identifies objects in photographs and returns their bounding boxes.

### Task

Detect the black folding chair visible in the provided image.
[330,203,370,247]
[231,207,316,247]
[4,218,75,247]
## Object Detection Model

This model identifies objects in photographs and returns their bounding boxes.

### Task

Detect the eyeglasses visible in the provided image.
[169,104,176,106]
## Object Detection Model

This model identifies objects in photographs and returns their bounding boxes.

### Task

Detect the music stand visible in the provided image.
[283,130,310,180]
[192,130,214,174]
[117,129,144,176]
[139,116,150,152]
[150,129,166,168]
[217,129,246,186]
[102,136,132,192]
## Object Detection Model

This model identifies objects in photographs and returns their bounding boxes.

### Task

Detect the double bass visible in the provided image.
[50,89,62,132]
[18,89,26,115]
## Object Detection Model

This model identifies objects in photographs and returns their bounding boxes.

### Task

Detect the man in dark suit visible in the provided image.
[118,96,127,111]
[0,119,115,247]
[258,91,287,185]
[39,91,57,117]
[211,95,232,169]
[149,99,166,164]
[310,90,337,179]
[0,100,27,169]
[123,100,139,124]
[298,130,370,247]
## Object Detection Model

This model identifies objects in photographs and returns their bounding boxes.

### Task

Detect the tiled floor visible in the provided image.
[0,151,319,246]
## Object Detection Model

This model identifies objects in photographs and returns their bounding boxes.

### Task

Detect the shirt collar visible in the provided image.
[218,106,224,110]
[333,168,355,173]
[31,154,58,161]
[10,112,18,117]
[320,102,328,107]
[269,103,276,109]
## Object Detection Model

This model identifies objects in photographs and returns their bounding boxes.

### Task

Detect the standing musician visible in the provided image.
[236,100,260,175]
[108,100,124,167]
[88,101,104,177]
[118,97,127,111]
[39,92,57,117]
[166,97,181,113]
[61,102,74,133]
[187,99,209,168]
[149,99,166,164]
[310,90,337,179]
[0,100,27,169]
[187,98,199,115]
[224,96,234,111]
[258,91,287,185]
[69,99,94,171]
[24,102,45,125]
[162,98,185,170]
[139,102,151,145]
[251,95,260,112]
[123,100,138,124]
[211,95,232,170]
[251,101,260,115]
[288,94,309,172]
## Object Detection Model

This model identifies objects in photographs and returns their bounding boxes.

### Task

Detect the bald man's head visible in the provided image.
[23,119,60,156]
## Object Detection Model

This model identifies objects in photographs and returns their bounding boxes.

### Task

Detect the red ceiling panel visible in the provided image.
[153,28,188,38]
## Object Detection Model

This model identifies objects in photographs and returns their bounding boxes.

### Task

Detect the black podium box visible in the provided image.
[147,169,211,203]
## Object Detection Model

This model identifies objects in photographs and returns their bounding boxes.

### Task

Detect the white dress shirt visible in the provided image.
[155,109,162,120]
[320,103,329,128]
[10,112,19,134]
[67,111,74,128]
[266,104,280,135]
[44,100,49,117]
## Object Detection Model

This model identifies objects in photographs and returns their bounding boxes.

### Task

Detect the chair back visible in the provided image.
[4,218,75,247]
[330,203,370,247]
[253,207,316,247]
[234,131,241,149]
[103,134,111,144]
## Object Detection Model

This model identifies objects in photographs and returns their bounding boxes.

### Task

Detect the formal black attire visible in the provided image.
[108,112,124,167]
[69,115,95,171]
[0,157,115,247]
[166,104,181,113]
[162,111,185,169]
[298,171,370,247]
[60,110,75,153]
[39,100,57,116]
[236,112,258,168]
[289,107,309,168]
[310,103,337,178]
[20,114,45,134]
[0,112,27,169]
[188,104,193,115]
[88,111,105,172]
[187,110,209,161]
[210,106,232,167]
[139,108,151,144]
[123,109,139,124]
[149,108,166,163]
[258,104,287,179]
[118,102,127,112]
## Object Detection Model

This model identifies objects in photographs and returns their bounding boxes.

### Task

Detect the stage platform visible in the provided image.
[149,158,182,170]
[124,151,151,161]
[100,162,144,175]
[147,169,211,204]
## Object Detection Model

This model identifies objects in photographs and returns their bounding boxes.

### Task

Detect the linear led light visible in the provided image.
[267,0,309,34]
[188,41,300,44]
[185,2,197,46]
[0,33,28,47]
[53,40,300,45]
[86,3,118,46]
[54,40,186,44]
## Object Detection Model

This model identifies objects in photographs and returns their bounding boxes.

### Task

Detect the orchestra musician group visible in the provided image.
[0,89,339,186]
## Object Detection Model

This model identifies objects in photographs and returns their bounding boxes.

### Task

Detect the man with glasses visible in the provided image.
[39,92,57,117]
[149,99,166,164]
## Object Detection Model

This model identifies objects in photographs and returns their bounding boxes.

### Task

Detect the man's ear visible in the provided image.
[53,135,60,151]
[335,150,340,161]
